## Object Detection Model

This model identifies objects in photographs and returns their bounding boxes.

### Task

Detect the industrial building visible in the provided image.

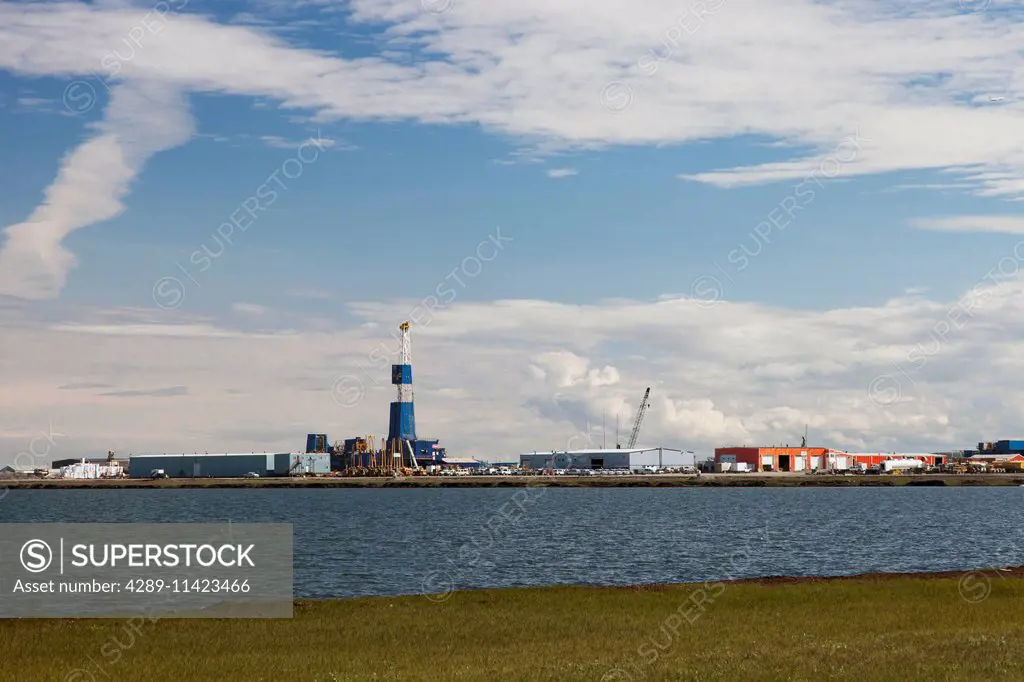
[714,446,847,472]
[844,453,947,468]
[977,440,1024,455]
[714,446,949,472]
[520,448,691,471]
[128,452,330,478]
[970,453,1024,463]
[959,440,1024,468]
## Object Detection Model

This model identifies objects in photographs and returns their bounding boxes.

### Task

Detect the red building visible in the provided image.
[844,453,947,467]
[715,448,948,472]
[714,446,844,472]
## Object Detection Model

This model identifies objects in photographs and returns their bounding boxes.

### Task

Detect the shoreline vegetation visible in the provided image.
[5,473,1024,489]
[4,568,1024,681]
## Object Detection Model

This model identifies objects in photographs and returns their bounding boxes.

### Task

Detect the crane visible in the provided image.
[627,387,651,449]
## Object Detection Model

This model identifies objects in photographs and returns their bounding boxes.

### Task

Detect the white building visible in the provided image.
[58,460,124,479]
[519,448,692,471]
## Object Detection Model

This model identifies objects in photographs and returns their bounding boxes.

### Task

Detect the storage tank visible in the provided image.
[880,459,924,473]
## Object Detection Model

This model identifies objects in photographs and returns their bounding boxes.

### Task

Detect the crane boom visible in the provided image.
[627,387,651,449]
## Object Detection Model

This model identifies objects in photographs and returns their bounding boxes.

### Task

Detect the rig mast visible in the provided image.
[388,322,420,469]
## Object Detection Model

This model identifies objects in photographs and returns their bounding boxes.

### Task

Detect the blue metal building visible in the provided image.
[274,452,331,475]
[129,452,329,478]
[979,440,1024,454]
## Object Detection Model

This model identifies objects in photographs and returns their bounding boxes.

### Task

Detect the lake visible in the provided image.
[2,487,1020,598]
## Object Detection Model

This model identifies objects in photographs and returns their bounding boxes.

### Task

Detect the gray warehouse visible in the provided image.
[129,452,331,478]
[519,448,691,471]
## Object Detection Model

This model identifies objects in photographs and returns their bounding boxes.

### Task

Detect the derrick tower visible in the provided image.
[387,322,417,457]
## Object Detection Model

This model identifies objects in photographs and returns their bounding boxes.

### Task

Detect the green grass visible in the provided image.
[3,574,1024,681]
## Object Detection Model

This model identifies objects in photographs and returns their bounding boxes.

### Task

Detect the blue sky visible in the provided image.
[3,107,1017,312]
[2,0,1024,463]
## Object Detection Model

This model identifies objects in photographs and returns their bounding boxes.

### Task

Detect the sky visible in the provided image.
[2,0,1024,466]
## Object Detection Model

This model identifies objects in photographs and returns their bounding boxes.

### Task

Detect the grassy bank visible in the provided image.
[6,473,1024,489]
[4,571,1024,681]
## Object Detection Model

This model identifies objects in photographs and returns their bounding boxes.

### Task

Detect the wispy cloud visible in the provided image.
[58,382,114,390]
[99,386,189,398]
[547,168,578,179]
[909,216,1024,234]
[0,81,193,299]
[232,302,270,315]
[259,134,353,151]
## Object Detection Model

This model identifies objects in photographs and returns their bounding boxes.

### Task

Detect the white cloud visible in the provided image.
[232,302,270,315]
[0,80,192,298]
[48,322,295,339]
[7,270,1024,463]
[258,133,351,150]
[909,215,1024,234]
[1,1,1024,298]
[546,168,578,178]
[529,351,619,388]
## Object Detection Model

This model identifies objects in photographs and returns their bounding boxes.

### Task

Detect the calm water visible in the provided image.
[3,487,1022,598]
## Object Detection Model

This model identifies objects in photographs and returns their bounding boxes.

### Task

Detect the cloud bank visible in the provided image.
[4,267,1024,463]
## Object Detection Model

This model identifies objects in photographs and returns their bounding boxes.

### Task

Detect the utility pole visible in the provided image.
[603,409,606,449]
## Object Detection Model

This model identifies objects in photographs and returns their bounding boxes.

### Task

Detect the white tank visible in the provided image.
[881,459,924,472]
